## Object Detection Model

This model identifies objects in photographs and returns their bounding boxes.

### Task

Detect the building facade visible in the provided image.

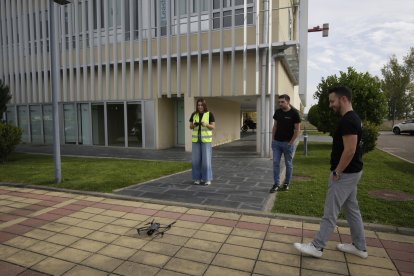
[0,0,306,156]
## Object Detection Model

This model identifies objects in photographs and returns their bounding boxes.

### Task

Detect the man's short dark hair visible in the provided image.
[328,86,352,102]
[279,94,290,102]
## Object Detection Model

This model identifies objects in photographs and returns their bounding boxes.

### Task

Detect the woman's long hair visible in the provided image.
[195,98,208,112]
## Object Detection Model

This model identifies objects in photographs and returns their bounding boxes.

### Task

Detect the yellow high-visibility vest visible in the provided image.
[192,112,213,143]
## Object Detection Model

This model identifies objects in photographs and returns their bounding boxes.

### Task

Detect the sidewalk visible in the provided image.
[1,186,413,276]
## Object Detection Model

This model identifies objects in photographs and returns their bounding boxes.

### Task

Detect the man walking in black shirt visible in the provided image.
[294,86,368,259]
[269,94,301,193]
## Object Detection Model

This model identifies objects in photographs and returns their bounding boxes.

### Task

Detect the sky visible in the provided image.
[306,0,414,112]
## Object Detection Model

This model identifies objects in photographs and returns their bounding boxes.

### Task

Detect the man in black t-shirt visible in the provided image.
[269,94,301,193]
[294,86,368,259]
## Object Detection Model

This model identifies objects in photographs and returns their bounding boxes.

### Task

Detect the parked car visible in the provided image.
[392,119,414,135]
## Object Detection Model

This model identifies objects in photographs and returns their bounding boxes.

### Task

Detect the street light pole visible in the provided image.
[49,0,71,184]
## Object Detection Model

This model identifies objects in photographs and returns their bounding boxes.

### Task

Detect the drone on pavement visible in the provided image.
[137,219,176,237]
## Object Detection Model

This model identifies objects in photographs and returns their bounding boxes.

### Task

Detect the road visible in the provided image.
[377,131,414,163]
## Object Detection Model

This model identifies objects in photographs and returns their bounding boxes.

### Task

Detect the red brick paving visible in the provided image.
[9,209,36,217]
[394,259,414,274]
[179,213,209,223]
[235,221,269,232]
[386,248,414,262]
[155,210,183,220]
[382,240,414,253]
[268,225,302,236]
[34,212,63,221]
[2,224,34,235]
[19,218,49,228]
[73,199,96,206]
[0,231,18,243]
[60,203,86,211]
[0,213,20,222]
[206,217,238,227]
[48,208,77,216]
[0,261,26,276]
[132,207,158,216]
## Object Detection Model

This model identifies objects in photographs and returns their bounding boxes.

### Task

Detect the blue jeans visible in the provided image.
[272,140,294,186]
[192,140,213,181]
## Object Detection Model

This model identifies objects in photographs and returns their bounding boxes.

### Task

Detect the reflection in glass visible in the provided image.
[17,106,29,143]
[127,103,142,147]
[6,108,16,126]
[108,103,125,146]
[30,105,42,144]
[43,105,53,144]
[92,104,105,145]
[64,104,77,144]
[78,103,91,145]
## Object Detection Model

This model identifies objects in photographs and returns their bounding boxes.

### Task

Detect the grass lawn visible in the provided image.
[273,142,414,228]
[0,152,191,193]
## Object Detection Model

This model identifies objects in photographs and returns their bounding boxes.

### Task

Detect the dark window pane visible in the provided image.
[213,12,220,28]
[213,0,220,9]
[223,10,231,27]
[235,8,243,25]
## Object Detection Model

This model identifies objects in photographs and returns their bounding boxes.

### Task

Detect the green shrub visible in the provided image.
[0,123,22,163]
[361,120,379,155]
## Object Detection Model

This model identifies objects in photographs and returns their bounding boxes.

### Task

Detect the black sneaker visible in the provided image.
[269,185,281,193]
[283,184,289,191]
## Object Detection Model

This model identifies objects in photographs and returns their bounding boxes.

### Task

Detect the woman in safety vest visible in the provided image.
[189,98,216,185]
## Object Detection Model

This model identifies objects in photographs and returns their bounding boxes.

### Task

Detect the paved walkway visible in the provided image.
[1,186,413,276]
[16,133,326,212]
[17,133,276,212]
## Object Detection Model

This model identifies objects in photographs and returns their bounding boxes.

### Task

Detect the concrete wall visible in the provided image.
[156,98,175,149]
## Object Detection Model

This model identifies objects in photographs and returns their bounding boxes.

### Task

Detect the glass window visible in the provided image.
[92,104,105,145]
[43,105,53,144]
[127,103,142,147]
[63,104,77,144]
[224,0,232,8]
[6,108,16,126]
[223,10,231,27]
[193,0,208,12]
[213,12,220,28]
[175,0,187,16]
[235,0,253,6]
[78,103,91,145]
[107,103,125,146]
[235,7,253,26]
[213,0,221,9]
[108,0,122,28]
[30,105,42,144]
[17,106,29,143]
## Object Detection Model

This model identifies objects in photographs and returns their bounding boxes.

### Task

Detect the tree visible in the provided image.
[0,79,12,122]
[381,48,414,123]
[312,67,387,154]
[0,123,22,163]
[307,104,320,129]
[313,67,386,134]
[381,56,410,123]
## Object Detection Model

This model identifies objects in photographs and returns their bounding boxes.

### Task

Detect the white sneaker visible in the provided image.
[337,243,368,259]
[204,181,211,186]
[194,180,201,185]
[293,242,323,258]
